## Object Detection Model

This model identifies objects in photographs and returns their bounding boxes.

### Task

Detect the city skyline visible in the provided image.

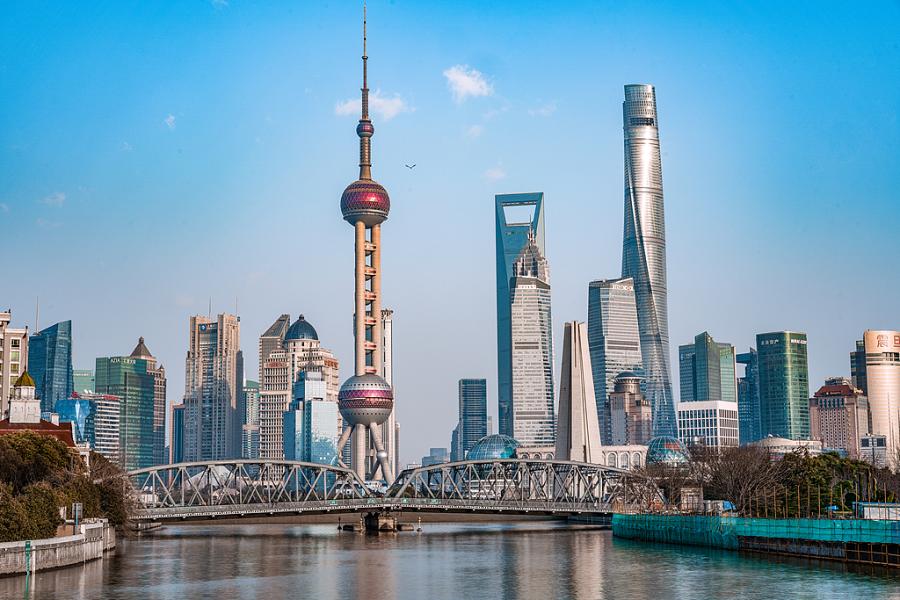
[2,1,899,464]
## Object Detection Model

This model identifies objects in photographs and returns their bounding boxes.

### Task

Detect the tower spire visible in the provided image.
[357,2,373,180]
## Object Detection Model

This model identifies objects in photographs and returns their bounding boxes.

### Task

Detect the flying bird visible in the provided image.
[405,163,416,169]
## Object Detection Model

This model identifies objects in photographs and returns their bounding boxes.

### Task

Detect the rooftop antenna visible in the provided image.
[208,297,212,318]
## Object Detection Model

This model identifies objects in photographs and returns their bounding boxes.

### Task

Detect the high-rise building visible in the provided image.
[556,322,602,463]
[587,277,642,445]
[508,233,555,447]
[283,372,339,465]
[170,403,185,464]
[850,339,868,395]
[241,380,260,459]
[0,311,28,419]
[609,372,653,446]
[736,349,761,444]
[28,320,74,414]
[259,314,290,368]
[334,11,396,484]
[677,401,739,449]
[450,424,460,462]
[183,313,241,461]
[374,308,398,479]
[458,378,487,460]
[621,84,675,438]
[495,192,545,439]
[95,352,156,471]
[258,315,339,461]
[421,447,449,467]
[679,332,737,404]
[73,369,94,395]
[863,330,900,467]
[129,337,167,466]
[809,377,869,459]
[57,392,121,463]
[757,331,810,440]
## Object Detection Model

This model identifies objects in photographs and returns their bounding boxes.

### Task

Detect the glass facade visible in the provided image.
[756,331,810,440]
[677,402,740,449]
[495,192,545,438]
[171,404,185,464]
[95,355,155,471]
[850,339,868,395]
[645,436,689,465]
[621,84,676,438]
[458,379,487,460]
[56,397,93,443]
[467,434,520,460]
[736,349,761,444]
[73,369,95,395]
[28,320,74,414]
[587,277,643,444]
[678,332,736,404]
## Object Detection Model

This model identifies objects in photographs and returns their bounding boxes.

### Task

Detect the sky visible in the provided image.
[1,1,898,465]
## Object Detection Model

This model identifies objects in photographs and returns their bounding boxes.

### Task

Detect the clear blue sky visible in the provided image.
[2,1,898,464]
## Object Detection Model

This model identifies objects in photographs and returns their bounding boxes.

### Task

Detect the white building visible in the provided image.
[677,400,739,449]
[556,321,602,463]
[864,330,900,468]
[0,311,28,419]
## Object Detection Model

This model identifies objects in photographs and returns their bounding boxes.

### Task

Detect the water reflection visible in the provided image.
[1,521,898,600]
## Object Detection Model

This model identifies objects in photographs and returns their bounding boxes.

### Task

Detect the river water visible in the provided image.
[2,521,898,599]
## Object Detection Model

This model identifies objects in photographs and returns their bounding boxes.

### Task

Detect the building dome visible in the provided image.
[616,371,641,380]
[646,436,690,466]
[341,179,390,227]
[338,373,393,427]
[13,370,35,389]
[285,315,318,341]
[467,434,521,461]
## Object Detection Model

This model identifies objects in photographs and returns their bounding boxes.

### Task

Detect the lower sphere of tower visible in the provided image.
[338,373,394,427]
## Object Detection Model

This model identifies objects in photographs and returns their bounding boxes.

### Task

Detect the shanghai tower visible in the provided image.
[621,84,676,437]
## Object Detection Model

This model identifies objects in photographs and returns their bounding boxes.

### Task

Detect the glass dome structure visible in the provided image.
[646,436,690,466]
[466,434,521,460]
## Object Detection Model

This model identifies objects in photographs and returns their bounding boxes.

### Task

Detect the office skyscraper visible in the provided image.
[757,331,810,440]
[283,371,339,465]
[609,372,653,446]
[95,353,155,471]
[509,233,555,447]
[129,337,167,466]
[863,330,900,467]
[621,84,675,437]
[850,339,868,395]
[28,320,73,413]
[73,369,94,395]
[495,192,545,438]
[679,332,737,404]
[241,380,260,459]
[587,277,642,445]
[556,322,602,463]
[736,349,761,444]
[458,378,487,460]
[0,311,28,419]
[183,313,241,461]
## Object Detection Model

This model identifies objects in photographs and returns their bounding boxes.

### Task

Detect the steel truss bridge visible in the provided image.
[128,459,653,522]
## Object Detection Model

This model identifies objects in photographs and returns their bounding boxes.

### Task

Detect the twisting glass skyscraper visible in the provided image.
[621,84,675,437]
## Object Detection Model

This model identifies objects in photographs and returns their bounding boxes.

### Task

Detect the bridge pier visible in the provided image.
[364,512,398,533]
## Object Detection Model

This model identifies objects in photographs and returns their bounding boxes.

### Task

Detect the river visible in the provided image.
[2,521,897,599]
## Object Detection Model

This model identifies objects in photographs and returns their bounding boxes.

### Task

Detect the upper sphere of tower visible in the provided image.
[341,179,390,226]
[338,373,394,427]
[356,121,374,138]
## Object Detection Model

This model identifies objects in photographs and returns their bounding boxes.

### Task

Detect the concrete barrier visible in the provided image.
[0,520,116,576]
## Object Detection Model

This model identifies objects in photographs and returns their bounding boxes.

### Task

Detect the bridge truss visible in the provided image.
[128,458,643,522]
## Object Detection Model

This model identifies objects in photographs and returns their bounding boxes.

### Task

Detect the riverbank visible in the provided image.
[612,514,900,567]
[0,521,116,577]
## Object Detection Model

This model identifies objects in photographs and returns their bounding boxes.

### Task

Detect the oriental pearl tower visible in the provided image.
[335,6,394,483]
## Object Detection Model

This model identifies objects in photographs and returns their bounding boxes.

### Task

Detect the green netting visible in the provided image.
[612,514,900,549]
